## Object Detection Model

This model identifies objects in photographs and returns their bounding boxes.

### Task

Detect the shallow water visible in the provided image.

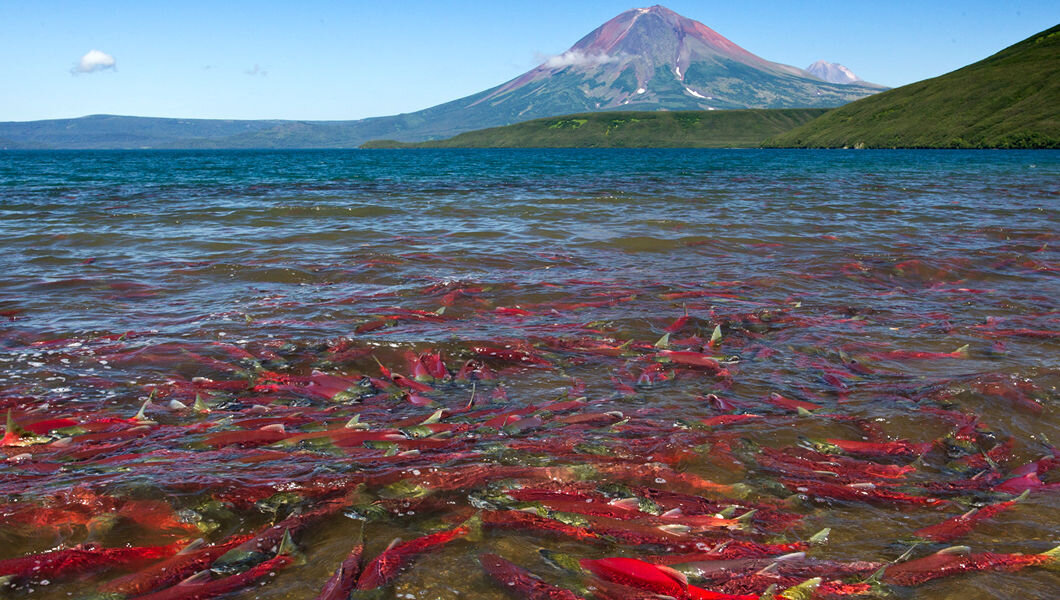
[0,149,1057,599]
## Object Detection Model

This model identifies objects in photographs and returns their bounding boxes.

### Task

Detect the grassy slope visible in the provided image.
[361,109,829,149]
[764,25,1060,149]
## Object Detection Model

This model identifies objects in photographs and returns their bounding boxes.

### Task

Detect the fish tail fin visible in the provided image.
[539,548,582,574]
[1042,545,1060,569]
[757,584,777,600]
[134,399,156,423]
[780,577,821,600]
[863,564,887,585]
[462,512,484,543]
[728,482,752,499]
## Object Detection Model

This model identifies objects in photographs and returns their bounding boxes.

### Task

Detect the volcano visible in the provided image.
[470,5,883,115]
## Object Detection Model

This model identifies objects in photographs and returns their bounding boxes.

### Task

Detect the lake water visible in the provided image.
[0,149,1057,599]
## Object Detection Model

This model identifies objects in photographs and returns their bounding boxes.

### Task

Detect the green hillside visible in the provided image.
[361,109,829,149]
[763,25,1060,149]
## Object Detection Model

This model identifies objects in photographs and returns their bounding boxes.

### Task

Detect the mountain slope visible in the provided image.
[765,24,1060,148]
[0,115,285,150]
[362,109,829,148]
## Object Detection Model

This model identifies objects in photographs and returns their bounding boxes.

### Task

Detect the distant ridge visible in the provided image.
[362,109,829,149]
[0,5,883,149]
[766,24,1060,148]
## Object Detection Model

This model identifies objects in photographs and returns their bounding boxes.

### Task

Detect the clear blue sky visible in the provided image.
[1,1,1055,122]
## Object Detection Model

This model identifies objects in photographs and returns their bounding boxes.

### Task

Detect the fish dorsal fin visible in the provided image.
[808,527,831,545]
[657,523,690,534]
[177,570,213,586]
[777,551,806,561]
[276,529,297,555]
[4,410,23,436]
[755,561,779,575]
[716,505,737,518]
[609,497,640,511]
[654,333,671,349]
[384,537,403,552]
[655,564,688,590]
[848,482,876,490]
[710,324,722,345]
[420,408,446,425]
[937,545,971,556]
[709,540,732,554]
[177,538,207,555]
[661,508,683,518]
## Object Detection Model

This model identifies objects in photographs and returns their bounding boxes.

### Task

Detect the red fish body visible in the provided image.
[315,538,364,600]
[480,553,584,600]
[870,345,969,360]
[482,510,600,542]
[0,542,182,583]
[100,535,255,596]
[822,438,933,458]
[356,525,468,590]
[784,480,947,507]
[883,546,1060,586]
[673,553,883,584]
[657,350,722,371]
[131,553,293,600]
[765,392,821,412]
[914,494,1025,542]
[473,345,552,366]
[580,557,688,598]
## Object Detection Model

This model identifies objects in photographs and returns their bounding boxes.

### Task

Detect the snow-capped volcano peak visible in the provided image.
[806,60,862,84]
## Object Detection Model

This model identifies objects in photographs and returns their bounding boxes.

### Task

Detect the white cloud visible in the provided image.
[541,50,623,69]
[72,49,116,74]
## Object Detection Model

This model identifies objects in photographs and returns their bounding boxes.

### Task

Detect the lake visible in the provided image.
[0,149,1057,599]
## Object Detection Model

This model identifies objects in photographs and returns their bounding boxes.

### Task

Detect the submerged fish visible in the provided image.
[480,553,585,600]
[356,524,469,590]
[883,545,1060,586]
